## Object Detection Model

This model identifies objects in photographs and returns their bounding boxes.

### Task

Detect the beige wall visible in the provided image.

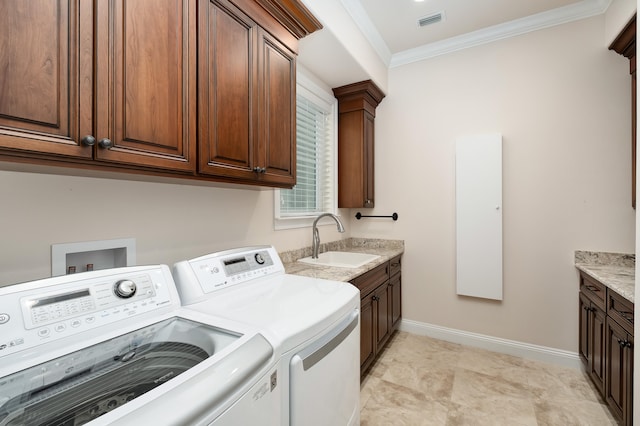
[0,169,347,286]
[351,14,635,351]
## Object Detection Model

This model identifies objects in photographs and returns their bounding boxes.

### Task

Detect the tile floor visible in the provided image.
[360,331,619,426]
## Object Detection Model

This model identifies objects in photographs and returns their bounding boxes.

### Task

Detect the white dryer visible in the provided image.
[173,246,361,426]
[0,265,282,426]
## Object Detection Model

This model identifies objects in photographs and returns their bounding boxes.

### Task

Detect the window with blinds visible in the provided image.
[275,75,336,228]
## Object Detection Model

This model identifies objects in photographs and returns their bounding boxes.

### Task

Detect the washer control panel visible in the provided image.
[173,246,285,303]
[0,265,176,358]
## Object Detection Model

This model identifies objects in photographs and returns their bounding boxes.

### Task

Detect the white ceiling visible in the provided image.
[297,0,612,88]
[358,0,582,54]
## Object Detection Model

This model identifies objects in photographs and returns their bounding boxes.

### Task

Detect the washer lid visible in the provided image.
[186,274,360,351]
[0,317,243,426]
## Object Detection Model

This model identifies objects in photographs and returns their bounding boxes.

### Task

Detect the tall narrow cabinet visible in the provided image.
[609,14,636,208]
[333,80,385,208]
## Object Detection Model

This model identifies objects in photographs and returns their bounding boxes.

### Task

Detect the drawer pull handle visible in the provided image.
[584,285,599,292]
[616,310,634,322]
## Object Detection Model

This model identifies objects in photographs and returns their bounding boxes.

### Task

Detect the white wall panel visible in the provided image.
[455,134,503,300]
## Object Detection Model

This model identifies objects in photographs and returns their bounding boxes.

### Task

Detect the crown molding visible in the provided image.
[341,0,612,69]
[390,0,611,67]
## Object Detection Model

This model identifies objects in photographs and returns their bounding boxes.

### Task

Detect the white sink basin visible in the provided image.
[298,251,380,268]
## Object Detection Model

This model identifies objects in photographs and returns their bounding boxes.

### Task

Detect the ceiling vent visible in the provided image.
[418,11,445,28]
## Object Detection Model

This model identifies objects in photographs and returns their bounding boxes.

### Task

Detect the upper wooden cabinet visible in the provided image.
[333,80,385,208]
[0,1,92,159]
[198,0,297,187]
[609,14,636,208]
[94,0,197,172]
[0,0,197,172]
[0,0,321,188]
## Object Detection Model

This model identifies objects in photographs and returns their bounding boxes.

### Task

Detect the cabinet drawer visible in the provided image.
[608,290,634,335]
[389,255,402,277]
[351,262,389,298]
[580,273,606,310]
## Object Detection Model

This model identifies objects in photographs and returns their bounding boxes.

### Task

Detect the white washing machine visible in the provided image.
[0,265,282,426]
[173,246,361,426]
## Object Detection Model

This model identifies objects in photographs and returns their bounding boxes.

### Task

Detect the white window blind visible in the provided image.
[275,74,336,229]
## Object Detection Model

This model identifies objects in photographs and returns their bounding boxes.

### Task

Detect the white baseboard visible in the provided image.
[398,319,582,370]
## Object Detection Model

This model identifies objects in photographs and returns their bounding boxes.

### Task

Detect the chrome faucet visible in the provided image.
[312,213,345,259]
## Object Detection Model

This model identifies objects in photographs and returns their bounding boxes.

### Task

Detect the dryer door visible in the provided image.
[289,309,360,426]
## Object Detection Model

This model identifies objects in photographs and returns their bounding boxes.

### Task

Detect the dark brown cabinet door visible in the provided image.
[94,0,196,172]
[374,283,390,350]
[337,110,365,208]
[590,304,606,395]
[360,295,375,374]
[606,318,633,425]
[257,29,295,186]
[198,0,257,180]
[0,0,93,158]
[336,109,375,208]
[389,273,401,330]
[578,291,605,396]
[363,111,375,207]
[579,292,590,364]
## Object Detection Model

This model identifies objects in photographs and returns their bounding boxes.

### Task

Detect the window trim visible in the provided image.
[274,71,338,230]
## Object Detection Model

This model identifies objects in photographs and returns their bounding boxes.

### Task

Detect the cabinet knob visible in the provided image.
[98,138,114,149]
[81,135,96,146]
[372,295,379,301]
[253,166,266,173]
[617,338,629,348]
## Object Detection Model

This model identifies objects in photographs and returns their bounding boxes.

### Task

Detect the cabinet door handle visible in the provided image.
[81,135,96,146]
[98,138,113,149]
[371,295,379,301]
[253,166,266,173]
[617,310,634,322]
[617,338,631,348]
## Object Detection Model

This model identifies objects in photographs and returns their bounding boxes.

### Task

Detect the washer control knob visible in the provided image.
[255,253,265,265]
[114,280,137,298]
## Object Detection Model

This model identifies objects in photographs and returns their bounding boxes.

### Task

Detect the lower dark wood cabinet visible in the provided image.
[578,271,634,426]
[352,255,402,376]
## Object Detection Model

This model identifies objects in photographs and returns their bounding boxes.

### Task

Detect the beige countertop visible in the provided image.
[575,251,635,303]
[281,238,404,282]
